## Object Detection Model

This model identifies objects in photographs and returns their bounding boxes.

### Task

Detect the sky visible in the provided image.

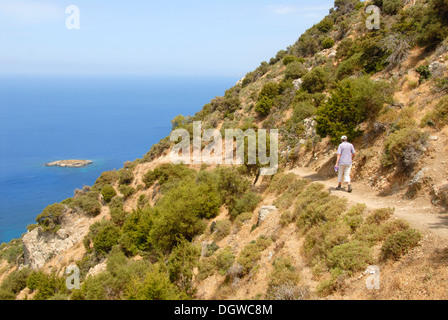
[0,0,335,77]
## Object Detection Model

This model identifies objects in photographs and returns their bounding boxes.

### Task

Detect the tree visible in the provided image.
[301,67,329,93]
[35,203,66,232]
[101,185,117,203]
[315,76,392,144]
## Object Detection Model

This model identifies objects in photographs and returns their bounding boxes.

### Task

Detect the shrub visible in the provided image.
[382,0,404,15]
[167,240,200,295]
[316,76,392,144]
[118,185,135,200]
[126,264,185,300]
[237,236,272,275]
[421,95,448,129]
[327,241,373,273]
[322,37,335,49]
[0,268,31,297]
[197,256,217,281]
[118,169,134,185]
[301,67,329,93]
[213,220,232,240]
[27,271,67,300]
[255,96,273,117]
[84,221,121,255]
[365,208,394,225]
[142,170,157,188]
[317,17,334,33]
[151,164,196,192]
[283,55,300,65]
[416,65,431,84]
[336,53,362,80]
[268,257,300,289]
[94,170,118,190]
[216,247,235,275]
[72,193,102,217]
[101,185,117,203]
[285,62,308,80]
[382,126,428,174]
[343,204,366,232]
[35,203,66,232]
[381,229,422,261]
[230,192,261,219]
[0,239,23,263]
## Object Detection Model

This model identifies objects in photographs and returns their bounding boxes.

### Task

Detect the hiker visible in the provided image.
[335,135,355,193]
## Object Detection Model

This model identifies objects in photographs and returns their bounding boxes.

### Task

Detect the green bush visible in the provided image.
[0,239,23,263]
[336,53,362,80]
[382,0,404,15]
[421,95,448,129]
[301,67,329,93]
[365,208,394,225]
[35,203,66,232]
[343,203,366,232]
[72,193,102,217]
[94,170,118,190]
[0,268,31,297]
[322,37,335,49]
[142,170,157,188]
[213,220,232,240]
[382,126,428,173]
[316,76,392,144]
[237,236,272,275]
[416,65,431,83]
[327,241,373,273]
[27,271,67,300]
[126,265,185,300]
[255,96,274,117]
[101,185,117,203]
[268,257,300,290]
[151,164,196,192]
[381,229,422,261]
[118,169,134,185]
[84,221,121,255]
[317,17,334,33]
[216,247,235,275]
[167,240,200,295]
[230,192,261,219]
[285,62,308,80]
[282,55,300,65]
[119,185,135,200]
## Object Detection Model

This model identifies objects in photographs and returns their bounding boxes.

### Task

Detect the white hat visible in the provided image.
[341,135,348,141]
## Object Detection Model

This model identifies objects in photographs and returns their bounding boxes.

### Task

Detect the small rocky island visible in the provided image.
[45,160,93,168]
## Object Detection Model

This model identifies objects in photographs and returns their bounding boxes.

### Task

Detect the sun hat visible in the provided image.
[341,135,348,141]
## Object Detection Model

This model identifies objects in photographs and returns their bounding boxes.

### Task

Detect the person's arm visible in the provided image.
[336,154,341,166]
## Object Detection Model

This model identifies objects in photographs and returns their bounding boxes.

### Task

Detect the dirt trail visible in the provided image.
[288,167,448,241]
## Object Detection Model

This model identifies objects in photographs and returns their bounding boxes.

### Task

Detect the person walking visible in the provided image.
[335,135,355,193]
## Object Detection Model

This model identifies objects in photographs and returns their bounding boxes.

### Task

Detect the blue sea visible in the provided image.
[0,74,238,244]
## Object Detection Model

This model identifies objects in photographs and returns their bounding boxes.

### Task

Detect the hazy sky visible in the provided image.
[0,0,334,76]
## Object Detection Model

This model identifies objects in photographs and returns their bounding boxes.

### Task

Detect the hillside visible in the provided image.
[1,0,448,300]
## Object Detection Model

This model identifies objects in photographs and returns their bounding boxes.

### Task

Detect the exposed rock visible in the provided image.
[303,118,317,138]
[22,211,92,270]
[86,260,107,278]
[258,206,277,225]
[293,78,303,90]
[45,160,93,168]
[431,183,448,210]
[429,61,445,78]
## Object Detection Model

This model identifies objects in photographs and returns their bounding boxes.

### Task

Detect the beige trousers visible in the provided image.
[338,164,352,184]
